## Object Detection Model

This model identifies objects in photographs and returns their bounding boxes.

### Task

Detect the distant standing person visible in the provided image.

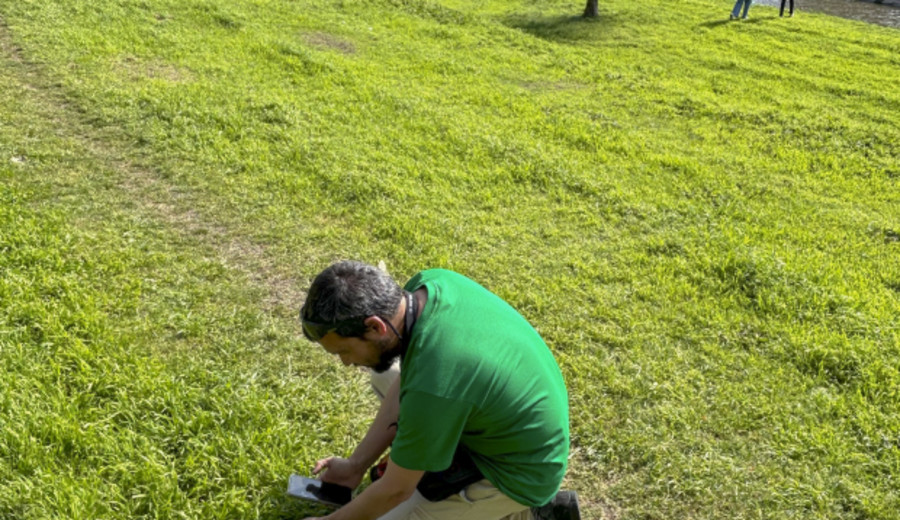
[730,0,753,19]
[780,0,795,17]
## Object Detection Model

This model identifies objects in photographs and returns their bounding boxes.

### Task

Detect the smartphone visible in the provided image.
[287,474,352,508]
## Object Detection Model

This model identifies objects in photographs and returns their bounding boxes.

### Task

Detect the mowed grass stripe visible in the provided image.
[0,21,374,520]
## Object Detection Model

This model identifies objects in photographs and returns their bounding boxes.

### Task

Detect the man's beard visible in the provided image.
[371,337,403,373]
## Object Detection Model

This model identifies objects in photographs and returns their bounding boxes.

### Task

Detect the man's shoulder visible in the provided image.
[405,268,463,288]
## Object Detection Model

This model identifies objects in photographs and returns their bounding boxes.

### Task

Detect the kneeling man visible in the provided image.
[299,261,569,520]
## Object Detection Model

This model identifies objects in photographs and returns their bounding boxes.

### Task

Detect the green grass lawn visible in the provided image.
[1,0,898,518]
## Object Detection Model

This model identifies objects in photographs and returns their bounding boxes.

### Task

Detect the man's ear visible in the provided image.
[363,316,388,336]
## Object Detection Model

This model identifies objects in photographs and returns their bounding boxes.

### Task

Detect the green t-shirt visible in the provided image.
[391,269,569,507]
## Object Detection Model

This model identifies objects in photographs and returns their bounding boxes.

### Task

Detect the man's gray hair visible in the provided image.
[302,260,403,337]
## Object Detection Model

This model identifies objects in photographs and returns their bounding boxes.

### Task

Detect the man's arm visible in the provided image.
[315,375,402,488]
[320,458,424,520]
[348,373,402,472]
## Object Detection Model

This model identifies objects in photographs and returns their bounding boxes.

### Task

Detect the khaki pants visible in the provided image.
[369,364,533,520]
[376,480,532,520]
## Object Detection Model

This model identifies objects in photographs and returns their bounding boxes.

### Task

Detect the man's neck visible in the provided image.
[391,288,426,348]
[390,295,407,341]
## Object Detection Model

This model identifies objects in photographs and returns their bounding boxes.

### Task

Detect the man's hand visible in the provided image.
[312,456,365,489]
[313,458,424,520]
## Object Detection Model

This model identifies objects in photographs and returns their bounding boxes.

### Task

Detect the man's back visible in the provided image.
[390,269,569,507]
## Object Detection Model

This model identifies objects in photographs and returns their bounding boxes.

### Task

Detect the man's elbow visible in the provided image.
[383,481,417,507]
[376,458,424,509]
[371,475,418,509]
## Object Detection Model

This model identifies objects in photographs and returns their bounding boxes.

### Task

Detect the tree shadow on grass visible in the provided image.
[502,13,616,44]
[697,16,780,28]
[740,16,778,24]
[698,19,734,29]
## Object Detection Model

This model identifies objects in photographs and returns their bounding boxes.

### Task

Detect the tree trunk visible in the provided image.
[583,0,599,18]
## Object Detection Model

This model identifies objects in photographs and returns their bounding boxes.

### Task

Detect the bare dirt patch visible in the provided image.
[115,55,193,82]
[301,31,356,55]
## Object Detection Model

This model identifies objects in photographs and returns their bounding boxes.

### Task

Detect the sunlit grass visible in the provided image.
[1,0,898,518]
